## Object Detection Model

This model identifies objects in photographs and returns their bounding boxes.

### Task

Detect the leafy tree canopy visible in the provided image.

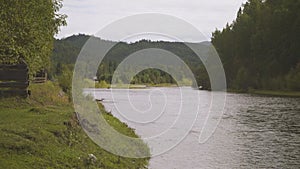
[0,0,67,74]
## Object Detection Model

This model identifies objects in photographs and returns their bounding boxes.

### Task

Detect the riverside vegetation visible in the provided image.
[212,0,300,93]
[0,82,149,169]
[1,1,149,168]
[51,0,299,96]
[1,0,299,167]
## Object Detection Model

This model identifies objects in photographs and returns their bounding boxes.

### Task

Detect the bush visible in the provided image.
[58,66,73,99]
[96,80,109,88]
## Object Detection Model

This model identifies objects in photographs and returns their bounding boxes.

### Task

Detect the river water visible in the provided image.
[86,87,300,169]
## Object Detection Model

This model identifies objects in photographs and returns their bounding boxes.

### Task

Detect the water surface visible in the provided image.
[86,88,300,169]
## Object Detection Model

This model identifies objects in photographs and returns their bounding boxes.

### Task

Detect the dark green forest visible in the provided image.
[51,0,299,92]
[51,34,211,88]
[212,0,300,91]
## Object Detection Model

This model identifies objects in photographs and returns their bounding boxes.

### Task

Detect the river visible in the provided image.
[85,87,300,169]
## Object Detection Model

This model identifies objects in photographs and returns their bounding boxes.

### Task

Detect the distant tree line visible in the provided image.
[212,0,300,91]
[51,35,210,88]
[97,61,176,85]
[52,0,299,92]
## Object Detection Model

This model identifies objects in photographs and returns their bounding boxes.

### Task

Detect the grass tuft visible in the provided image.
[0,82,149,169]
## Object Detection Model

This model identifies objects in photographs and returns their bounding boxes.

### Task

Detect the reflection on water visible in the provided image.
[86,88,300,169]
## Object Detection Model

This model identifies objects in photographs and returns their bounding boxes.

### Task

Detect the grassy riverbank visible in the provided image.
[94,82,177,89]
[0,82,149,169]
[227,88,300,97]
[248,89,300,98]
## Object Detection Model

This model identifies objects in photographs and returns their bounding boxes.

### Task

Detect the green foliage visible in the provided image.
[0,82,149,169]
[212,0,300,91]
[51,34,211,88]
[130,69,176,85]
[0,0,67,75]
[234,67,250,91]
[96,80,109,88]
[194,66,210,90]
[83,79,96,88]
[58,65,73,98]
[248,89,300,97]
[29,81,69,106]
[286,62,300,91]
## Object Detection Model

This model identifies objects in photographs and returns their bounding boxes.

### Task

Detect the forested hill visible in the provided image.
[53,0,300,92]
[52,34,90,65]
[212,0,300,91]
[51,34,211,88]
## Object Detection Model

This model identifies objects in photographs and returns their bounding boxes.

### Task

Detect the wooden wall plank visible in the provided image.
[0,82,29,88]
[0,64,27,69]
[0,90,28,98]
[0,70,28,81]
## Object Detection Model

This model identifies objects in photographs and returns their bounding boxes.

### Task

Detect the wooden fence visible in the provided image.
[32,70,47,84]
[0,63,30,97]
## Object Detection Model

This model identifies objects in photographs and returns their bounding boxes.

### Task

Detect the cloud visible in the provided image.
[57,0,247,42]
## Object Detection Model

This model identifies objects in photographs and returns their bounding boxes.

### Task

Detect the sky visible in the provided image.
[57,0,247,42]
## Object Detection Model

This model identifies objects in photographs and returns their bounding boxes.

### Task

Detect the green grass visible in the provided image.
[146,83,178,87]
[248,89,300,97]
[0,82,149,169]
[94,84,147,89]
[94,83,178,89]
[227,88,300,97]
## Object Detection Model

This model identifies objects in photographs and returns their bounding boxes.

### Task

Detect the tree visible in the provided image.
[286,62,300,91]
[0,0,67,74]
[212,0,300,91]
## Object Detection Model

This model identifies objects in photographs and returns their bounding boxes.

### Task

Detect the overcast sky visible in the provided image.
[57,0,247,42]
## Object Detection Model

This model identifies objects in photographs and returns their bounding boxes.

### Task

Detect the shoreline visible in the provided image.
[92,83,179,89]
[0,82,149,169]
[227,88,300,98]
[91,85,300,98]
[248,89,300,98]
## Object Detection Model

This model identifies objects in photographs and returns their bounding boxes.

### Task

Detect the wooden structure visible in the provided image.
[0,63,30,97]
[32,70,47,83]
